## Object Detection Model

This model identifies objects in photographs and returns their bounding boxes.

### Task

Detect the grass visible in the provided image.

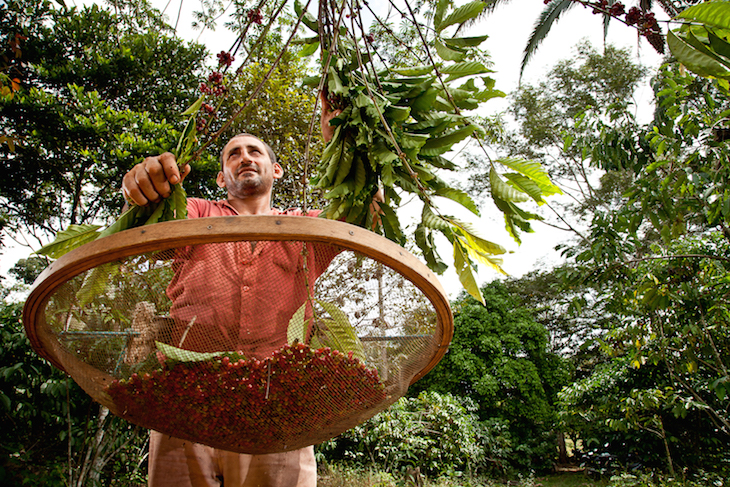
[317,465,609,487]
[534,473,609,487]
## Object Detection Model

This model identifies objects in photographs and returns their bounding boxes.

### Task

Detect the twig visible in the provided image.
[178,316,197,347]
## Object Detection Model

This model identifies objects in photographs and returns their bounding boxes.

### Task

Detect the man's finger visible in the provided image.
[158,152,181,185]
[179,163,192,182]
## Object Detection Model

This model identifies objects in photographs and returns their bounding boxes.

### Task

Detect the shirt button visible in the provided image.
[242,286,250,292]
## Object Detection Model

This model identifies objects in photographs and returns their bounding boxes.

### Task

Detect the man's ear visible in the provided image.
[273,163,284,180]
[216,171,226,188]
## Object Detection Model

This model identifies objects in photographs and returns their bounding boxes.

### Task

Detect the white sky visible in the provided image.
[1,0,667,297]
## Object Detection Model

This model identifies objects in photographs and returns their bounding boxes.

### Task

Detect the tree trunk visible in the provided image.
[659,416,675,477]
[557,431,569,464]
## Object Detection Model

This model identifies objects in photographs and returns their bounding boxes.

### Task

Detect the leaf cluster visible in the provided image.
[296,0,560,303]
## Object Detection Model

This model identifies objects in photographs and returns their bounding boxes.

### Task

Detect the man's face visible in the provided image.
[216,135,283,198]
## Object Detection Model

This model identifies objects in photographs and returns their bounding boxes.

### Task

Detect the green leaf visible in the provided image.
[36,224,102,258]
[441,61,491,82]
[77,262,119,308]
[678,1,730,31]
[457,234,506,276]
[409,87,440,112]
[426,155,457,170]
[449,218,507,257]
[299,40,320,57]
[142,200,167,226]
[422,204,452,231]
[708,28,730,60]
[316,300,366,362]
[353,156,367,195]
[294,0,319,33]
[391,65,437,76]
[433,0,449,28]
[287,302,308,345]
[301,75,321,88]
[491,194,541,244]
[435,39,466,62]
[398,132,430,151]
[443,35,489,48]
[156,341,224,362]
[175,114,198,163]
[327,67,347,96]
[436,1,487,33]
[378,201,405,244]
[682,27,730,69]
[668,29,730,79]
[333,146,355,186]
[384,105,411,122]
[368,141,399,166]
[96,205,146,240]
[453,239,485,305]
[171,184,188,220]
[490,168,530,203]
[415,225,449,274]
[504,173,545,204]
[497,158,562,197]
[180,95,204,116]
[421,125,476,151]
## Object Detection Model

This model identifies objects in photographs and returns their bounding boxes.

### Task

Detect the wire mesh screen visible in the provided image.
[38,237,443,453]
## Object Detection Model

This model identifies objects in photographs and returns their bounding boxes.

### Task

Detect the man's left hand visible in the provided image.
[320,91,342,144]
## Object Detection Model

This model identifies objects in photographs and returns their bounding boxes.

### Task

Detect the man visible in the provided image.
[121,104,346,487]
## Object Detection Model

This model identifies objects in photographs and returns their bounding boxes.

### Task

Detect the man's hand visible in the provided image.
[320,91,342,144]
[122,152,191,207]
[370,188,385,230]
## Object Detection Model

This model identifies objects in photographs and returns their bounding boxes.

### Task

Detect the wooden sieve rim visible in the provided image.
[23,216,453,385]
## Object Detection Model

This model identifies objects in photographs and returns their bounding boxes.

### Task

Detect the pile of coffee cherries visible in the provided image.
[106,343,386,452]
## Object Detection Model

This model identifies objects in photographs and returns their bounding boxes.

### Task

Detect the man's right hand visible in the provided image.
[122,153,191,207]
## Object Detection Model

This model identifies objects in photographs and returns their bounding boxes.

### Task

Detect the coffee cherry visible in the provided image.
[105,344,386,451]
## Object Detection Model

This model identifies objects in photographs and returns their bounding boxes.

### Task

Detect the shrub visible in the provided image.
[318,391,496,477]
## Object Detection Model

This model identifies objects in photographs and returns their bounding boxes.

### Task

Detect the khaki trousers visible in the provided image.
[148,431,317,487]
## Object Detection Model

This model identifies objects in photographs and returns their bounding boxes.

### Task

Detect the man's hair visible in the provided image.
[219,133,277,170]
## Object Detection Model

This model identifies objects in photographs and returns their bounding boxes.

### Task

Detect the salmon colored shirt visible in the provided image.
[165,198,339,358]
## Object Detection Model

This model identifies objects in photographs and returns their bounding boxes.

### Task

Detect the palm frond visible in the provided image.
[519,0,577,82]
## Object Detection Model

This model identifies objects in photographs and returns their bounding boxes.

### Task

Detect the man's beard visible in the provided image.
[225,171,269,198]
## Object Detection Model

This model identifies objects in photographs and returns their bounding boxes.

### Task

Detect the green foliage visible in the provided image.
[409,282,570,473]
[8,256,48,285]
[0,0,214,242]
[0,297,149,485]
[318,391,500,477]
[546,57,730,476]
[630,63,730,242]
[464,42,646,249]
